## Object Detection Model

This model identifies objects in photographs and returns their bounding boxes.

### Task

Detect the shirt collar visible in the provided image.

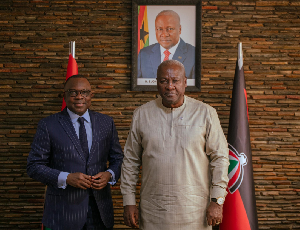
[160,39,180,56]
[157,95,186,111]
[67,108,91,124]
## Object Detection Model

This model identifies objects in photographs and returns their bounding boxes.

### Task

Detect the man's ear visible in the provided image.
[90,92,94,98]
[179,25,181,34]
[184,76,187,87]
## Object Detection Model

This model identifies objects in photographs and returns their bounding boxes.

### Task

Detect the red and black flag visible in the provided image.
[220,43,259,230]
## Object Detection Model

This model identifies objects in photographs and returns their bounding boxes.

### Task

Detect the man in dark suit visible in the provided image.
[27,75,124,230]
[138,10,195,79]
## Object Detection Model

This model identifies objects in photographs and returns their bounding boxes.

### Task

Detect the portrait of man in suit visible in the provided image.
[138,9,195,79]
[27,75,124,230]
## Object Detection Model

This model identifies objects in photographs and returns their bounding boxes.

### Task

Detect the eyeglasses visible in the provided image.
[65,90,91,97]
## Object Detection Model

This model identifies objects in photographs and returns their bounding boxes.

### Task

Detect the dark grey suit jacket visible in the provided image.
[27,108,123,230]
[137,38,195,79]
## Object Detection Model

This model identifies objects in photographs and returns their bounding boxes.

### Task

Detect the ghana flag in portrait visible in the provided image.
[138,5,149,54]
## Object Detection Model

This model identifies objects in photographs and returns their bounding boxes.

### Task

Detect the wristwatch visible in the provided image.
[211,197,225,205]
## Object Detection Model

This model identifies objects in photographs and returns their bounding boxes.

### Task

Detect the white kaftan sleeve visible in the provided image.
[120,109,143,206]
[205,107,230,199]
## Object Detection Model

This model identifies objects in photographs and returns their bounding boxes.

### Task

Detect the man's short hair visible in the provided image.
[155,10,181,24]
[157,60,186,78]
[64,75,88,88]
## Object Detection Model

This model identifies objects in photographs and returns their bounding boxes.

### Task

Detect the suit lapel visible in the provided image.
[58,108,87,163]
[173,39,187,63]
[150,44,161,77]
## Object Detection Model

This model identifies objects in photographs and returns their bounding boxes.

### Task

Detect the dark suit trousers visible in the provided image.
[45,194,113,230]
[82,193,113,230]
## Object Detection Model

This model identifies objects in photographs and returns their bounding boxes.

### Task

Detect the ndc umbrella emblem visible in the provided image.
[228,143,248,194]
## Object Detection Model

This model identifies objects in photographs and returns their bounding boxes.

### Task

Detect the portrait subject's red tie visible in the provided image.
[163,50,171,61]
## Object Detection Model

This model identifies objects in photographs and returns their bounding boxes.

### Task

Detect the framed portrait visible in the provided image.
[131,0,202,91]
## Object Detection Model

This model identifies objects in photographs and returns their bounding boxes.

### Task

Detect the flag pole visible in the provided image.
[69,41,75,59]
[238,42,243,70]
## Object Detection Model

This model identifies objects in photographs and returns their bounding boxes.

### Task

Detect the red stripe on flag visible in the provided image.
[229,150,239,161]
[138,6,145,31]
[138,6,146,53]
[220,190,251,230]
[61,54,78,111]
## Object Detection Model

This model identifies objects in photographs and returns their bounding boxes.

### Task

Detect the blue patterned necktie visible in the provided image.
[77,117,89,161]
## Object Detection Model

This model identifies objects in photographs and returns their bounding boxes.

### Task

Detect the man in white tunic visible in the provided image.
[121,60,229,230]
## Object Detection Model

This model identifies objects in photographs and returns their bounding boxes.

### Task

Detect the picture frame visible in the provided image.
[131,0,202,91]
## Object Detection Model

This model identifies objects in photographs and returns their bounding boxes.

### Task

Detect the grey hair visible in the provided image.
[157,60,186,78]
